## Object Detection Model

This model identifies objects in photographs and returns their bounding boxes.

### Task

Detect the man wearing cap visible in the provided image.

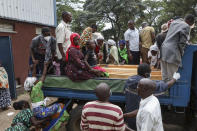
[156,23,168,50]
[124,20,140,65]
[140,22,155,64]
[161,14,195,81]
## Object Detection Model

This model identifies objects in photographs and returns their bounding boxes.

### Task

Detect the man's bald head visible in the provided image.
[137,78,156,98]
[95,83,111,102]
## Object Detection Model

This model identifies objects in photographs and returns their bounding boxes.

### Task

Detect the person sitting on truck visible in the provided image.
[24,62,64,120]
[123,63,180,130]
[80,83,133,131]
[124,79,164,131]
[106,39,119,64]
[161,14,195,82]
[118,40,128,64]
[65,33,102,81]
[84,40,109,77]
[29,27,56,75]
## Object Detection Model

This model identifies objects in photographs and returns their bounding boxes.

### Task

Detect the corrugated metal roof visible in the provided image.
[0,0,56,26]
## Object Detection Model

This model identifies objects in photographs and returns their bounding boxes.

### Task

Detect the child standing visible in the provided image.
[53,58,61,76]
[118,40,128,64]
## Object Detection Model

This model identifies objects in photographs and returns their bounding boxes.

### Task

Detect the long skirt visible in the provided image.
[0,88,11,109]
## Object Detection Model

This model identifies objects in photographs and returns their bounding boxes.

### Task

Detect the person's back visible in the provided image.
[81,101,125,131]
[124,75,142,130]
[137,95,163,131]
[161,18,190,66]
[140,26,155,49]
[108,45,119,64]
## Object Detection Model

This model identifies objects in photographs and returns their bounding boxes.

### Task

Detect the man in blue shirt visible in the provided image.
[124,63,180,130]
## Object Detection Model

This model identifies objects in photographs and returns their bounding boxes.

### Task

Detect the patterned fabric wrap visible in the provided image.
[5,124,28,131]
[92,66,109,77]
[5,108,33,131]
[80,27,92,47]
[33,103,61,119]
[0,88,11,108]
[0,67,9,89]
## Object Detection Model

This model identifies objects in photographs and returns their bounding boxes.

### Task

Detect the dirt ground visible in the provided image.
[0,91,66,131]
[0,93,30,131]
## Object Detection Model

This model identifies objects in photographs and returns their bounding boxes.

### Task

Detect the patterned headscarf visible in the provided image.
[66,33,80,61]
[119,40,126,45]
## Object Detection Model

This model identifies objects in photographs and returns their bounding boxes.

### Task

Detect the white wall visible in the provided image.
[0,0,56,26]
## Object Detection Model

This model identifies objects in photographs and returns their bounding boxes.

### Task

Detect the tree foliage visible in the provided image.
[83,0,145,41]
[56,0,197,43]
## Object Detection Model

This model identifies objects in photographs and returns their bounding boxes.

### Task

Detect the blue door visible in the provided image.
[0,36,16,99]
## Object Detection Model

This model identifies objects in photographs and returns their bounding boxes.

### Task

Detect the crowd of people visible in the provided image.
[28,11,195,83]
[1,10,196,131]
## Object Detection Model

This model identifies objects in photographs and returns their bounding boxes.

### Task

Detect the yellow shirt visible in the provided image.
[140,26,155,49]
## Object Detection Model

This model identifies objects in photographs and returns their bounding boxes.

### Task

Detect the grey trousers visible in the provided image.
[161,60,179,82]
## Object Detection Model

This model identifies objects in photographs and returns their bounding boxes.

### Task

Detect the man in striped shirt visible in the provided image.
[80,83,132,131]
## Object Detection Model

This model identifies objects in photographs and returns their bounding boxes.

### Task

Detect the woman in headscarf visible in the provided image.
[5,100,47,131]
[118,40,128,64]
[65,33,100,81]
[106,39,119,65]
[0,63,11,110]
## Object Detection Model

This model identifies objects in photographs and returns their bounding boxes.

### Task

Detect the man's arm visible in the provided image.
[151,28,155,44]
[124,109,138,118]
[58,43,66,60]
[156,72,180,92]
[166,72,180,88]
[125,125,134,131]
[30,40,39,65]
[124,31,133,62]
[51,38,57,60]
[40,62,49,82]
[80,109,89,131]
[31,116,50,126]
[114,109,127,131]
[178,27,190,56]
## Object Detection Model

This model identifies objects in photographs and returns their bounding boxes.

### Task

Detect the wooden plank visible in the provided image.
[109,74,162,80]
[99,64,162,80]
[99,64,139,68]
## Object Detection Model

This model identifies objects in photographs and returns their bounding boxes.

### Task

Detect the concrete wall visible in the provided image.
[0,19,55,84]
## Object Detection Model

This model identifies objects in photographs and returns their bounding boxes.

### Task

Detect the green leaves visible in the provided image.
[56,0,197,43]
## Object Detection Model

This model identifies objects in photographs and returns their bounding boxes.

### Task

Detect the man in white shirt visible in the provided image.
[55,11,72,74]
[124,78,164,131]
[124,20,140,65]
[137,78,164,131]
